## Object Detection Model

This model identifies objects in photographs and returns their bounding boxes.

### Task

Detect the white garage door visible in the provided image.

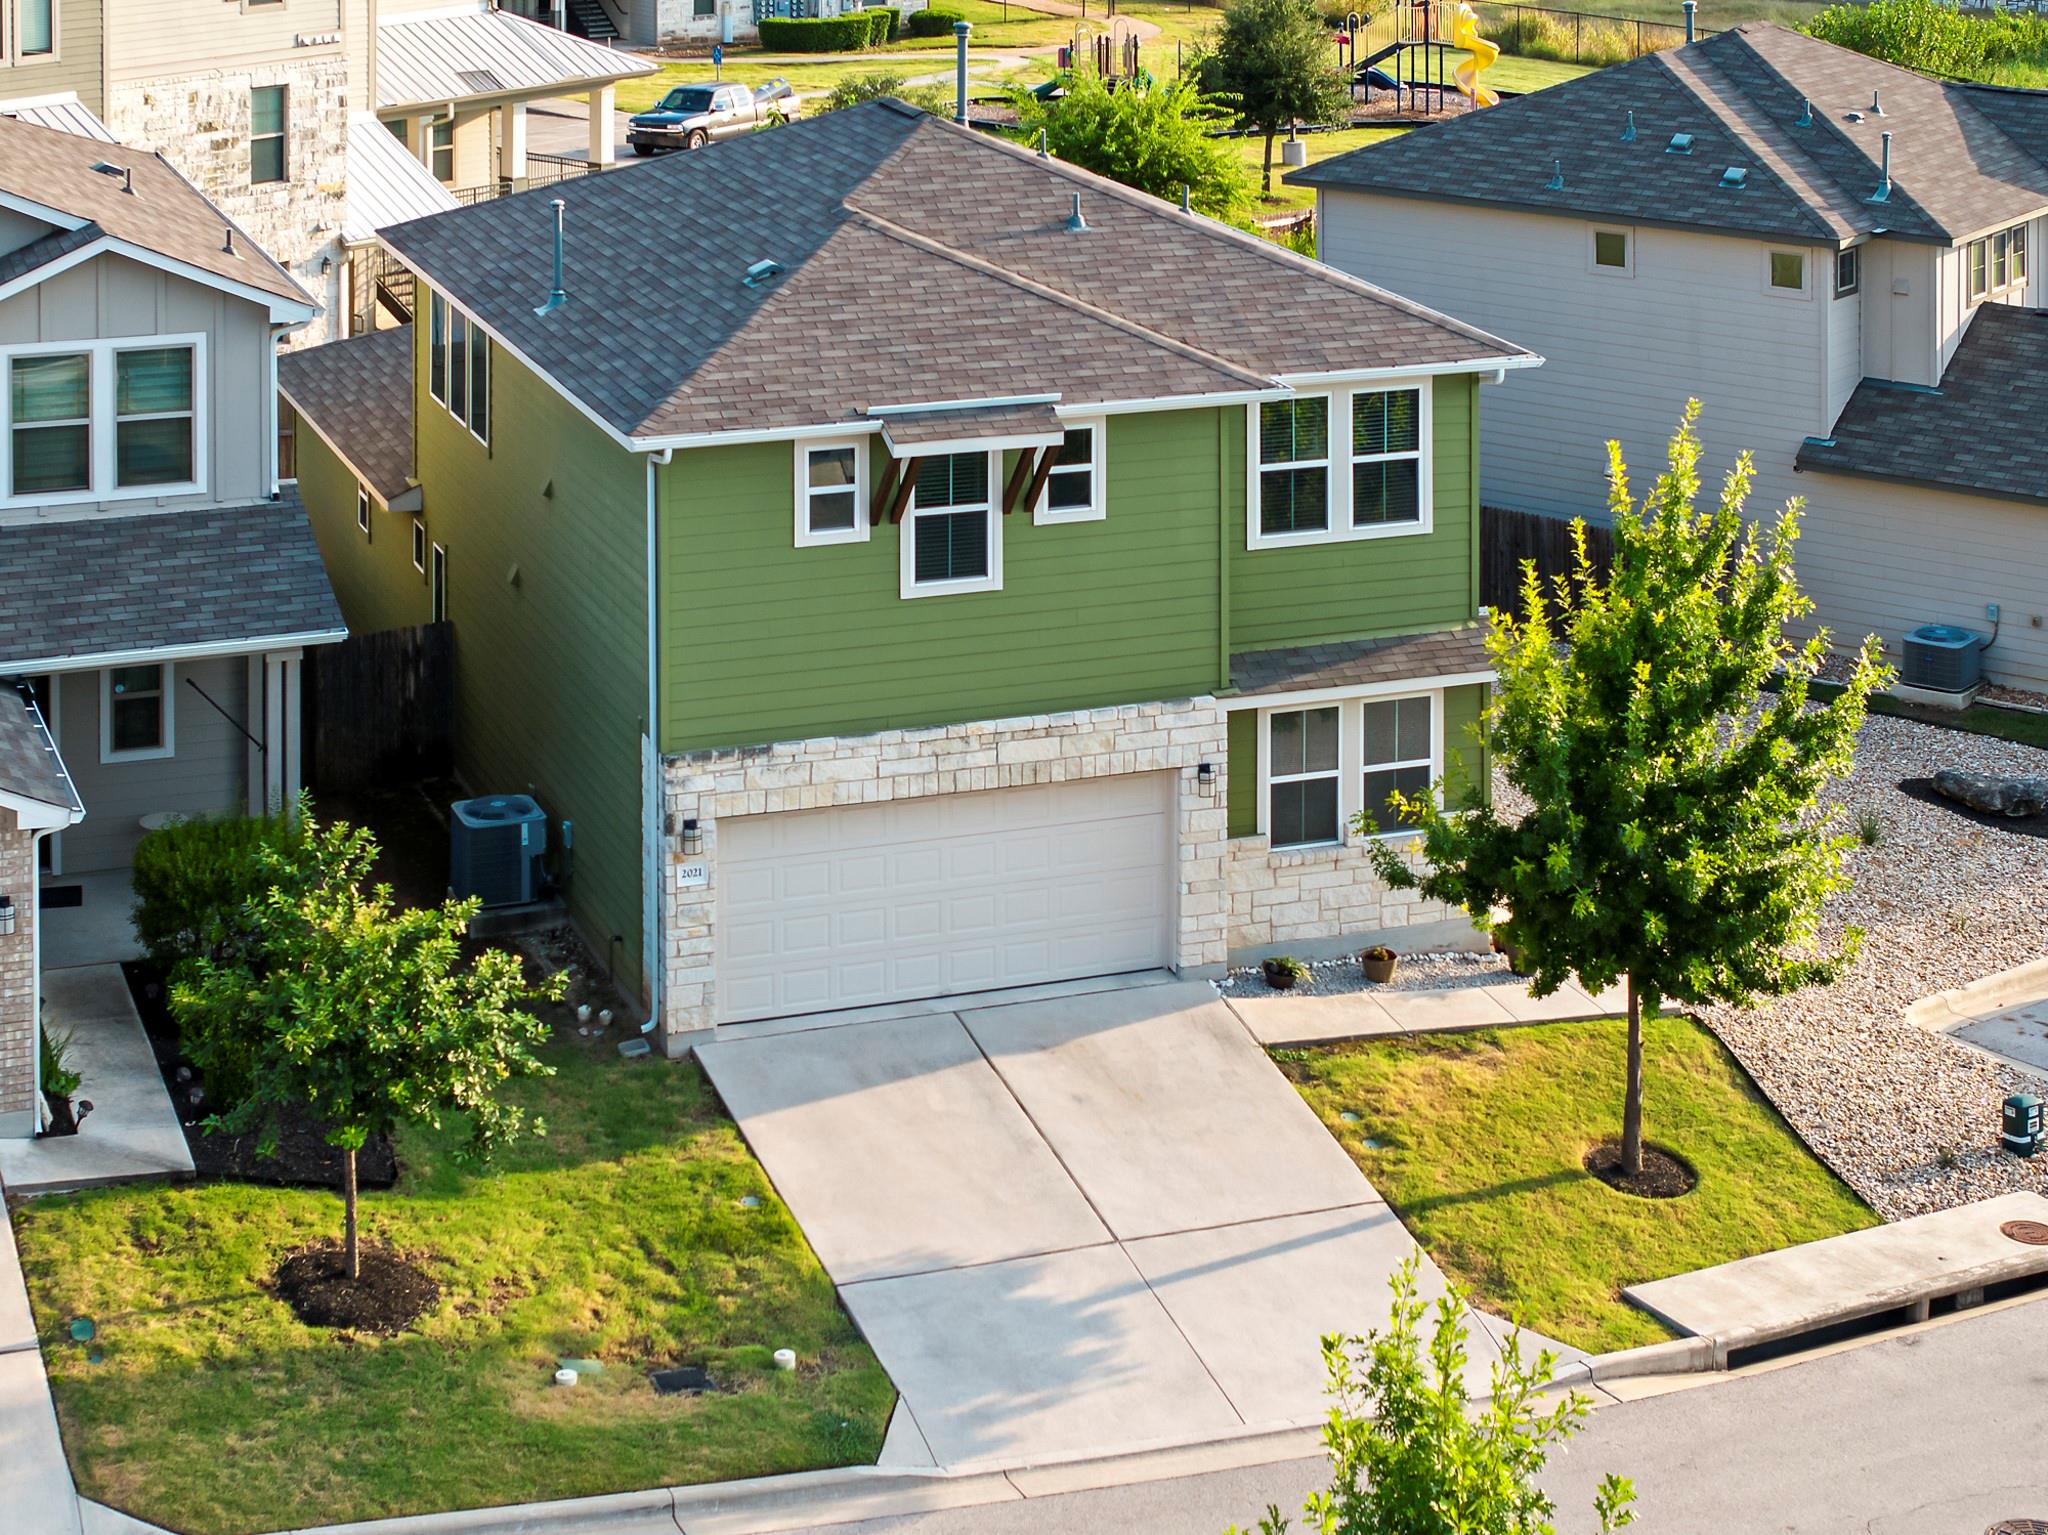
[718,773,1175,1023]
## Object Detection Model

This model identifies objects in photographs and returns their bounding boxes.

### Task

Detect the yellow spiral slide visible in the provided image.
[1451,2,1500,109]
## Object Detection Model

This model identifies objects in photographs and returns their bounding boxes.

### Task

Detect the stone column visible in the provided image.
[588,85,617,167]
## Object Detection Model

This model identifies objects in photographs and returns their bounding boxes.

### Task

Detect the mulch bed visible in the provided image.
[122,961,398,1191]
[1898,777,2048,840]
[272,1241,439,1334]
[1584,1139,1697,1199]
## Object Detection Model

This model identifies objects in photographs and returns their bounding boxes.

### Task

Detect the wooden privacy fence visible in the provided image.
[1480,505,1615,615]
[305,623,454,793]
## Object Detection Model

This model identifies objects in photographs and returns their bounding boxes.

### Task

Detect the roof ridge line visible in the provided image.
[842,200,1278,391]
[912,112,1531,360]
[1662,44,1856,240]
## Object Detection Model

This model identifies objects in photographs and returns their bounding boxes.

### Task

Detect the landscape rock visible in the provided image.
[1931,768,2048,818]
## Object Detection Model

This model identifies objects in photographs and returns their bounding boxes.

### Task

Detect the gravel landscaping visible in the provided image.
[1495,710,2048,1221]
[1219,949,1518,998]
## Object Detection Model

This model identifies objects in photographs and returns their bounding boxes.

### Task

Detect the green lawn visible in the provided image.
[1242,125,1406,209]
[13,1039,892,1535]
[1278,1015,1876,1353]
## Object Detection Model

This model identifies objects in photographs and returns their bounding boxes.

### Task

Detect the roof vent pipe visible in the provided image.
[1682,0,1695,42]
[1545,159,1565,190]
[954,20,972,125]
[1870,88,1884,115]
[1181,182,1192,213]
[534,198,568,316]
[1036,127,1048,157]
[1869,130,1893,203]
[1796,96,1813,127]
[1621,109,1636,141]
[223,224,236,256]
[1064,191,1090,233]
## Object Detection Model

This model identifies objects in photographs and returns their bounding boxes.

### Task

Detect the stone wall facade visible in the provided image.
[660,698,1230,1042]
[1223,834,1477,964]
[0,815,37,1138]
[105,57,349,346]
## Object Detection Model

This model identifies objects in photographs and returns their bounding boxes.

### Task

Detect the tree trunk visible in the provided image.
[343,1146,360,1282]
[1620,976,1645,1178]
[1262,128,1275,195]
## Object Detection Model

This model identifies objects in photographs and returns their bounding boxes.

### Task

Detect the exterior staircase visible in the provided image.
[565,0,622,41]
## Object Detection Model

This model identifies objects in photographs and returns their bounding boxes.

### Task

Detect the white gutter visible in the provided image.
[5,629,349,676]
[1274,356,1544,387]
[865,393,1062,416]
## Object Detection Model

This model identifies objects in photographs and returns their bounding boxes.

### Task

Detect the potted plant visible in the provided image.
[39,1025,90,1137]
[1361,945,1399,984]
[1260,955,1309,991]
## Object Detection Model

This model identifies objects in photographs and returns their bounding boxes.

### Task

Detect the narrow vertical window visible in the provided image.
[251,86,288,185]
[902,450,999,596]
[1255,397,1329,538]
[412,518,427,572]
[429,294,448,403]
[9,353,91,495]
[357,483,371,535]
[466,322,489,441]
[20,0,54,55]
[448,312,469,421]
[431,119,455,182]
[1350,388,1423,528]
[1266,707,1341,848]
[114,346,195,487]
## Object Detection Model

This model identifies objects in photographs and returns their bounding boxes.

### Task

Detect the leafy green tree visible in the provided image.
[175,813,561,1280]
[1009,70,1254,221]
[1198,0,1353,196]
[1235,1257,1635,1534]
[1367,406,1891,1177]
[820,69,953,117]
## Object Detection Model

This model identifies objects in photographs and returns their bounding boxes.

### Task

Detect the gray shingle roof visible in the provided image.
[0,114,312,308]
[1796,304,2048,504]
[1230,627,1492,696]
[1293,23,2048,246]
[0,496,347,669]
[279,326,417,503]
[379,100,1532,442]
[0,686,78,814]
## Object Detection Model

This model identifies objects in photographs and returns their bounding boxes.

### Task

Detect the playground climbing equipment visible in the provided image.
[1341,0,1500,116]
[1451,2,1500,106]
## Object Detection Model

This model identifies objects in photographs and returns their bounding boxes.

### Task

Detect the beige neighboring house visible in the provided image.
[1,0,654,344]
[0,117,345,1139]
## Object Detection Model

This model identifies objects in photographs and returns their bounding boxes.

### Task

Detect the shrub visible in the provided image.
[1805,0,2048,79]
[1011,67,1255,219]
[1488,9,1657,67]
[906,6,966,38]
[132,811,308,974]
[756,12,889,51]
[867,5,901,42]
[39,1025,80,1100]
[821,69,953,115]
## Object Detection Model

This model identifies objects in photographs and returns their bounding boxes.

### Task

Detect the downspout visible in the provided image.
[1217,407,1230,693]
[643,446,671,1037]
[267,326,283,495]
[1467,374,1480,623]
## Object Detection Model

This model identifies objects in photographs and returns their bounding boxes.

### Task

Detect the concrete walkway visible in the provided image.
[1227,974,1627,1048]
[0,1205,83,1535]
[699,978,1582,1472]
[0,965,192,1195]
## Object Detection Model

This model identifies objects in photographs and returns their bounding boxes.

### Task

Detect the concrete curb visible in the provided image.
[1904,956,2048,1029]
[1582,1335,1718,1381]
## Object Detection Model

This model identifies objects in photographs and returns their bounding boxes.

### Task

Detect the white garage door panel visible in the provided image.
[718,775,1175,1022]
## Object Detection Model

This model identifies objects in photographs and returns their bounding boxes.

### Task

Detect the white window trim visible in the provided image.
[356,481,370,535]
[431,541,448,621]
[99,662,176,765]
[899,449,1002,599]
[1,333,209,509]
[1589,226,1635,277]
[1255,687,1444,849]
[1765,248,1812,298]
[1033,417,1106,524]
[1834,247,1860,298]
[1967,224,2029,305]
[427,292,489,447]
[8,0,59,63]
[793,436,869,548]
[250,83,288,186]
[1246,385,1432,550]
[411,517,427,573]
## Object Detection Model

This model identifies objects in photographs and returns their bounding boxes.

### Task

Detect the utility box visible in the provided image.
[2002,1092,2043,1157]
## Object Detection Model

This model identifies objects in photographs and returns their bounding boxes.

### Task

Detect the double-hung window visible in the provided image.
[357,482,371,536]
[4,338,202,504]
[10,352,90,495]
[795,438,866,546]
[251,85,287,185]
[1968,224,2029,303]
[1267,706,1342,849]
[1361,694,1434,830]
[1035,420,1104,522]
[18,0,54,57]
[114,347,195,487]
[1350,387,1423,528]
[426,294,489,445]
[102,663,173,763]
[1255,397,1329,540]
[430,119,455,183]
[902,450,999,597]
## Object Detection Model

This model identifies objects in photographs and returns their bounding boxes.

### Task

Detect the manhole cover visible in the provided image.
[2000,1220,2048,1247]
[1986,1520,2048,1535]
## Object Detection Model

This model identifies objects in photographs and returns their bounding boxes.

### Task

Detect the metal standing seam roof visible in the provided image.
[1291,23,2048,247]
[0,90,115,142]
[0,496,347,671]
[344,112,460,245]
[1796,304,2048,505]
[0,686,80,815]
[376,99,1536,444]
[278,326,418,505]
[374,5,656,112]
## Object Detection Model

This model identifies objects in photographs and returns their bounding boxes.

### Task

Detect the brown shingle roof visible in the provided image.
[1294,24,2048,247]
[378,100,1533,443]
[0,686,77,814]
[0,115,312,309]
[1230,628,1493,696]
[279,326,417,504]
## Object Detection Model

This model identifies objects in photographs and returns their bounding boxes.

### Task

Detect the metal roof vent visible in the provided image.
[535,198,569,316]
[1720,165,1748,189]
[1036,127,1049,158]
[1868,129,1894,204]
[1621,109,1636,142]
[1545,159,1565,190]
[1795,96,1813,127]
[742,257,786,287]
[1666,132,1694,155]
[1869,88,1884,116]
[1064,192,1090,233]
[89,160,134,194]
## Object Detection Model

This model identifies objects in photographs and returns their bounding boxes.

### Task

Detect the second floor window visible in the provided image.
[1968,225,2029,304]
[251,86,287,185]
[115,347,196,487]
[426,293,489,445]
[1256,397,1329,539]
[796,439,866,547]
[902,450,1000,597]
[1351,388,1422,527]
[1251,386,1432,548]
[10,351,90,495]
[18,0,54,55]
[5,339,200,503]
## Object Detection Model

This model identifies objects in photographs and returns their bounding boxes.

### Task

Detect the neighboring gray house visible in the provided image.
[1297,22,2048,690]
[0,116,345,1139]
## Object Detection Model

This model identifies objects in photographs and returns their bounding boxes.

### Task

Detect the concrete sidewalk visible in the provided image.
[0,1208,83,1535]
[1226,974,1628,1048]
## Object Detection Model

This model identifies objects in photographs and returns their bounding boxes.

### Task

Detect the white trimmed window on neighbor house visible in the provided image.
[1968,224,2029,304]
[4,338,201,505]
[427,293,491,445]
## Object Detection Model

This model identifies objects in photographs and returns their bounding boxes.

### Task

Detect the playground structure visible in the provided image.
[1057,19,1148,87]
[1339,0,1501,115]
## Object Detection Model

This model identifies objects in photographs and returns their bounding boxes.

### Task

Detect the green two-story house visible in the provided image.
[280,98,1538,1046]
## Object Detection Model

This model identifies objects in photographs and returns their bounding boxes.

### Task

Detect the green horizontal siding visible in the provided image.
[296,424,431,637]
[1442,681,1490,806]
[411,308,651,999]
[1226,708,1258,837]
[659,410,1227,751]
[1230,374,1480,651]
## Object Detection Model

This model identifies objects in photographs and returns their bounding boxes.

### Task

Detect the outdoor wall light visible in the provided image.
[0,895,13,936]
[681,819,703,855]
[1197,762,1216,793]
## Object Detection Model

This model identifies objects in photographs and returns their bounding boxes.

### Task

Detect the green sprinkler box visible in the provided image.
[2002,1093,2043,1157]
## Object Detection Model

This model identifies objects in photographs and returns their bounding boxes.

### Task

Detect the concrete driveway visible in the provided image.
[698,978,1577,1471]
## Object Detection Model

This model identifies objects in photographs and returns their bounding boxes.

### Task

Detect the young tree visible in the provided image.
[1009,70,1255,221]
[1236,1257,1635,1534]
[175,813,560,1280]
[1367,406,1891,1178]
[1198,0,1353,196]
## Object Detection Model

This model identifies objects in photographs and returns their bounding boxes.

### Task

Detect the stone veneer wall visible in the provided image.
[660,699,1230,1042]
[1224,834,1474,963]
[0,815,36,1137]
[105,57,349,346]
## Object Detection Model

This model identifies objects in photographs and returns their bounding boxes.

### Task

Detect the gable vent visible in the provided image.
[1666,132,1694,155]
[1720,165,1748,188]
